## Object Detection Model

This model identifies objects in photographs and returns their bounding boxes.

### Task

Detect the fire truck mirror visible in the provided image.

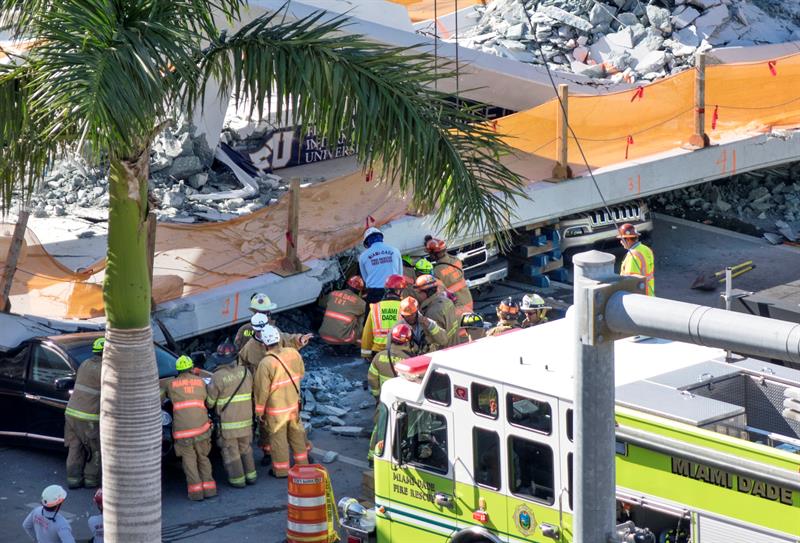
[393,409,408,465]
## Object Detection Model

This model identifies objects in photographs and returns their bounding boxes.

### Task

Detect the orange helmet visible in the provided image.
[399,296,419,316]
[346,275,365,292]
[384,274,407,290]
[391,323,413,344]
[498,297,520,317]
[425,237,447,254]
[617,223,639,239]
[414,274,438,292]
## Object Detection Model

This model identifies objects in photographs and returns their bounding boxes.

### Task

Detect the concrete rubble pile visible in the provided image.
[651,160,800,239]
[459,0,800,83]
[25,121,288,224]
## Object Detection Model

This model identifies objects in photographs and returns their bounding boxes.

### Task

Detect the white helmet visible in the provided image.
[521,293,550,312]
[250,313,270,330]
[363,227,383,246]
[258,324,281,346]
[42,485,67,508]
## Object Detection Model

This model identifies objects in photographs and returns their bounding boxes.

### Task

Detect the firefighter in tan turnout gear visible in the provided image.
[235,293,312,353]
[486,297,522,337]
[368,323,413,400]
[206,342,257,488]
[319,275,367,346]
[425,236,473,317]
[253,325,310,478]
[161,355,216,501]
[64,337,104,489]
[414,274,459,347]
[397,296,448,354]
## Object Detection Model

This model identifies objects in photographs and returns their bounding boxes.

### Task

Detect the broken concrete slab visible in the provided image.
[538,5,593,32]
[645,5,672,34]
[330,426,366,437]
[672,6,700,30]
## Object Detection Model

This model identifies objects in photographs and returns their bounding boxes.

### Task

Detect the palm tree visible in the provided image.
[1,1,524,541]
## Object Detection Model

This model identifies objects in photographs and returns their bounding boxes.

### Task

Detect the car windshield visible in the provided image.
[66,342,178,379]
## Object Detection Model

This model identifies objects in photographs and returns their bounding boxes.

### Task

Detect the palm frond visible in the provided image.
[196,8,526,241]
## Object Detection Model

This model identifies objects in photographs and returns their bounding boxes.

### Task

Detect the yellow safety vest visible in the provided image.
[621,242,655,296]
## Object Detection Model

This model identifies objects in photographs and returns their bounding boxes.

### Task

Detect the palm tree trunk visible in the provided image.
[100,150,162,542]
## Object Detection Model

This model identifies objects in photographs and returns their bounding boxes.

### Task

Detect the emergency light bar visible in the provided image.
[395,355,432,382]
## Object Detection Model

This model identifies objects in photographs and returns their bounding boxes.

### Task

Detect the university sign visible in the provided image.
[243,125,355,172]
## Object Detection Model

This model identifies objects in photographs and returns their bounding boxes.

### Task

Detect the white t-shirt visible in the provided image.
[88,514,104,543]
[22,506,75,543]
[358,241,402,289]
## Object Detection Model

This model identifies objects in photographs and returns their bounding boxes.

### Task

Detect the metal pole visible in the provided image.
[573,251,618,543]
[689,52,709,148]
[605,292,800,363]
[724,266,732,360]
[552,84,573,180]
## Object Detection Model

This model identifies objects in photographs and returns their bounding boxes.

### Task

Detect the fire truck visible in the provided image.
[341,316,800,543]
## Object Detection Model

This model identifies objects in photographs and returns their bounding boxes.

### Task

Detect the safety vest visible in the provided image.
[206,365,254,439]
[162,373,211,441]
[621,242,655,296]
[433,255,473,315]
[65,355,101,422]
[319,289,367,345]
[361,299,401,356]
[253,348,305,427]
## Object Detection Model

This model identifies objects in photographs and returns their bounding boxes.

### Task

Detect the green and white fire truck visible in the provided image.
[342,316,800,543]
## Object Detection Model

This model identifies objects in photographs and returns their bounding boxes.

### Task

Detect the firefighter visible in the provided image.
[253,325,310,478]
[88,488,103,543]
[64,337,103,489]
[161,355,216,501]
[397,296,448,354]
[520,293,551,328]
[414,274,459,347]
[206,342,257,488]
[239,313,312,376]
[401,255,417,286]
[361,274,406,360]
[425,236,473,317]
[359,227,402,304]
[234,292,277,349]
[318,275,367,347]
[459,312,486,343]
[23,485,75,543]
[486,297,521,336]
[617,222,655,297]
[413,257,433,278]
[367,323,414,400]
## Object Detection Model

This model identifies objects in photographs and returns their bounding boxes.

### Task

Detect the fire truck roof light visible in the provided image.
[395,355,432,381]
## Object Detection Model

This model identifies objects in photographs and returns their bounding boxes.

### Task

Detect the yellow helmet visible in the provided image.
[175,355,194,372]
[92,337,106,353]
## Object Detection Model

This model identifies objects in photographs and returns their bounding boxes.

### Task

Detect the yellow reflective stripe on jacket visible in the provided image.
[211,393,252,406]
[220,420,253,430]
[65,407,99,421]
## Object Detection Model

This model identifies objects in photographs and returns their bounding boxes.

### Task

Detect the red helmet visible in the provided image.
[391,323,413,344]
[425,237,447,254]
[346,275,365,292]
[384,274,407,290]
[414,274,438,292]
[93,488,103,511]
[399,296,419,316]
[617,223,639,239]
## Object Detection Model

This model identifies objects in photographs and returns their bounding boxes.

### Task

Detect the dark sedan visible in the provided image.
[0,332,179,452]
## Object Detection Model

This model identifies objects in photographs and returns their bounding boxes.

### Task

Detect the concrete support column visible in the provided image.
[573,250,618,543]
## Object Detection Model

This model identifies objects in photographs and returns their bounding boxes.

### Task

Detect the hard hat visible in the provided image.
[258,324,281,346]
[212,341,237,365]
[346,275,365,292]
[414,258,433,275]
[390,323,413,344]
[41,485,67,508]
[92,337,105,353]
[175,355,194,372]
[521,293,550,312]
[384,274,407,290]
[399,296,419,317]
[93,488,103,511]
[616,222,639,239]
[414,274,438,292]
[425,237,447,254]
[402,255,415,267]
[363,227,383,247]
[498,297,520,316]
[250,293,277,312]
[250,312,270,330]
[460,312,485,329]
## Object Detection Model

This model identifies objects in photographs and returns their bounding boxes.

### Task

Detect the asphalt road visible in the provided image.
[3,214,800,541]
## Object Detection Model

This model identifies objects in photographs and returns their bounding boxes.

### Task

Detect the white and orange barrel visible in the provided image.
[287,464,339,543]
